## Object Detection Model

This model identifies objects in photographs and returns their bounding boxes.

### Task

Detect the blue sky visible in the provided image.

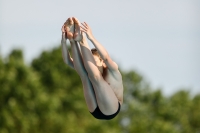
[0,0,200,96]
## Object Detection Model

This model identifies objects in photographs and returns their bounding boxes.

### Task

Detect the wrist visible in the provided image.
[89,36,95,42]
[62,32,66,37]
[62,33,67,39]
[89,38,96,43]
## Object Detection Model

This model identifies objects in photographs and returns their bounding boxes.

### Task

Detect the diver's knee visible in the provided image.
[88,73,102,83]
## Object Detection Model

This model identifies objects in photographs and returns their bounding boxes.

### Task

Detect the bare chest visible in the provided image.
[102,70,123,94]
[103,70,123,104]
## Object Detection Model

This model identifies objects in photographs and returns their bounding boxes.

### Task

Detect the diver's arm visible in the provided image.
[80,22,118,71]
[61,32,74,69]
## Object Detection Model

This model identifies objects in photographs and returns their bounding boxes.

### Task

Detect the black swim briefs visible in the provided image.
[90,102,121,120]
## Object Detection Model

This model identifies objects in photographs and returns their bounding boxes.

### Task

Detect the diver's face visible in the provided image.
[93,55,103,67]
[93,55,103,73]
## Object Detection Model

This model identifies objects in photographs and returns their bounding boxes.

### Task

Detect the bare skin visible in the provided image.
[61,17,123,116]
[63,18,74,40]
[72,17,82,42]
[79,22,123,115]
[61,18,97,112]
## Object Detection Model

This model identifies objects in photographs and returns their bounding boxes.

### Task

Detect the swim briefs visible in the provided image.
[90,102,121,120]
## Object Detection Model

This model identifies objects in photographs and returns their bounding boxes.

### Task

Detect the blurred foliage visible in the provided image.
[0,46,200,133]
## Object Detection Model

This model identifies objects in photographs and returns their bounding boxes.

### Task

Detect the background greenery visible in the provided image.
[0,46,199,133]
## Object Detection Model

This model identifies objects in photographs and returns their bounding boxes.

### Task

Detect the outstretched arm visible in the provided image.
[61,26,74,69]
[80,22,118,72]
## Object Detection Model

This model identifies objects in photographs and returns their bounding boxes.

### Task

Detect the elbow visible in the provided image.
[101,53,109,61]
[102,54,109,61]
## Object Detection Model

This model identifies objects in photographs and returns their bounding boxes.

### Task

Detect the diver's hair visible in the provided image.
[91,48,102,61]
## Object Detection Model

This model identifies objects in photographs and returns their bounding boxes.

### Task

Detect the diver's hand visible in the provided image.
[80,22,95,41]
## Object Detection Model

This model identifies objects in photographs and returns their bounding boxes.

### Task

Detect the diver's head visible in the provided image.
[91,48,106,74]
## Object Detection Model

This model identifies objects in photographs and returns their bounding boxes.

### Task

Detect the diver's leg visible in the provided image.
[79,36,119,115]
[70,40,97,112]
[63,17,97,111]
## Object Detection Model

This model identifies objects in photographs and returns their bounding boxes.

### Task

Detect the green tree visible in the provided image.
[0,47,200,133]
[30,46,120,133]
[0,50,45,133]
[189,94,200,132]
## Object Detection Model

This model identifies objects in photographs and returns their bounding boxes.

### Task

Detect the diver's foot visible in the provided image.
[72,17,82,42]
[64,17,74,40]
